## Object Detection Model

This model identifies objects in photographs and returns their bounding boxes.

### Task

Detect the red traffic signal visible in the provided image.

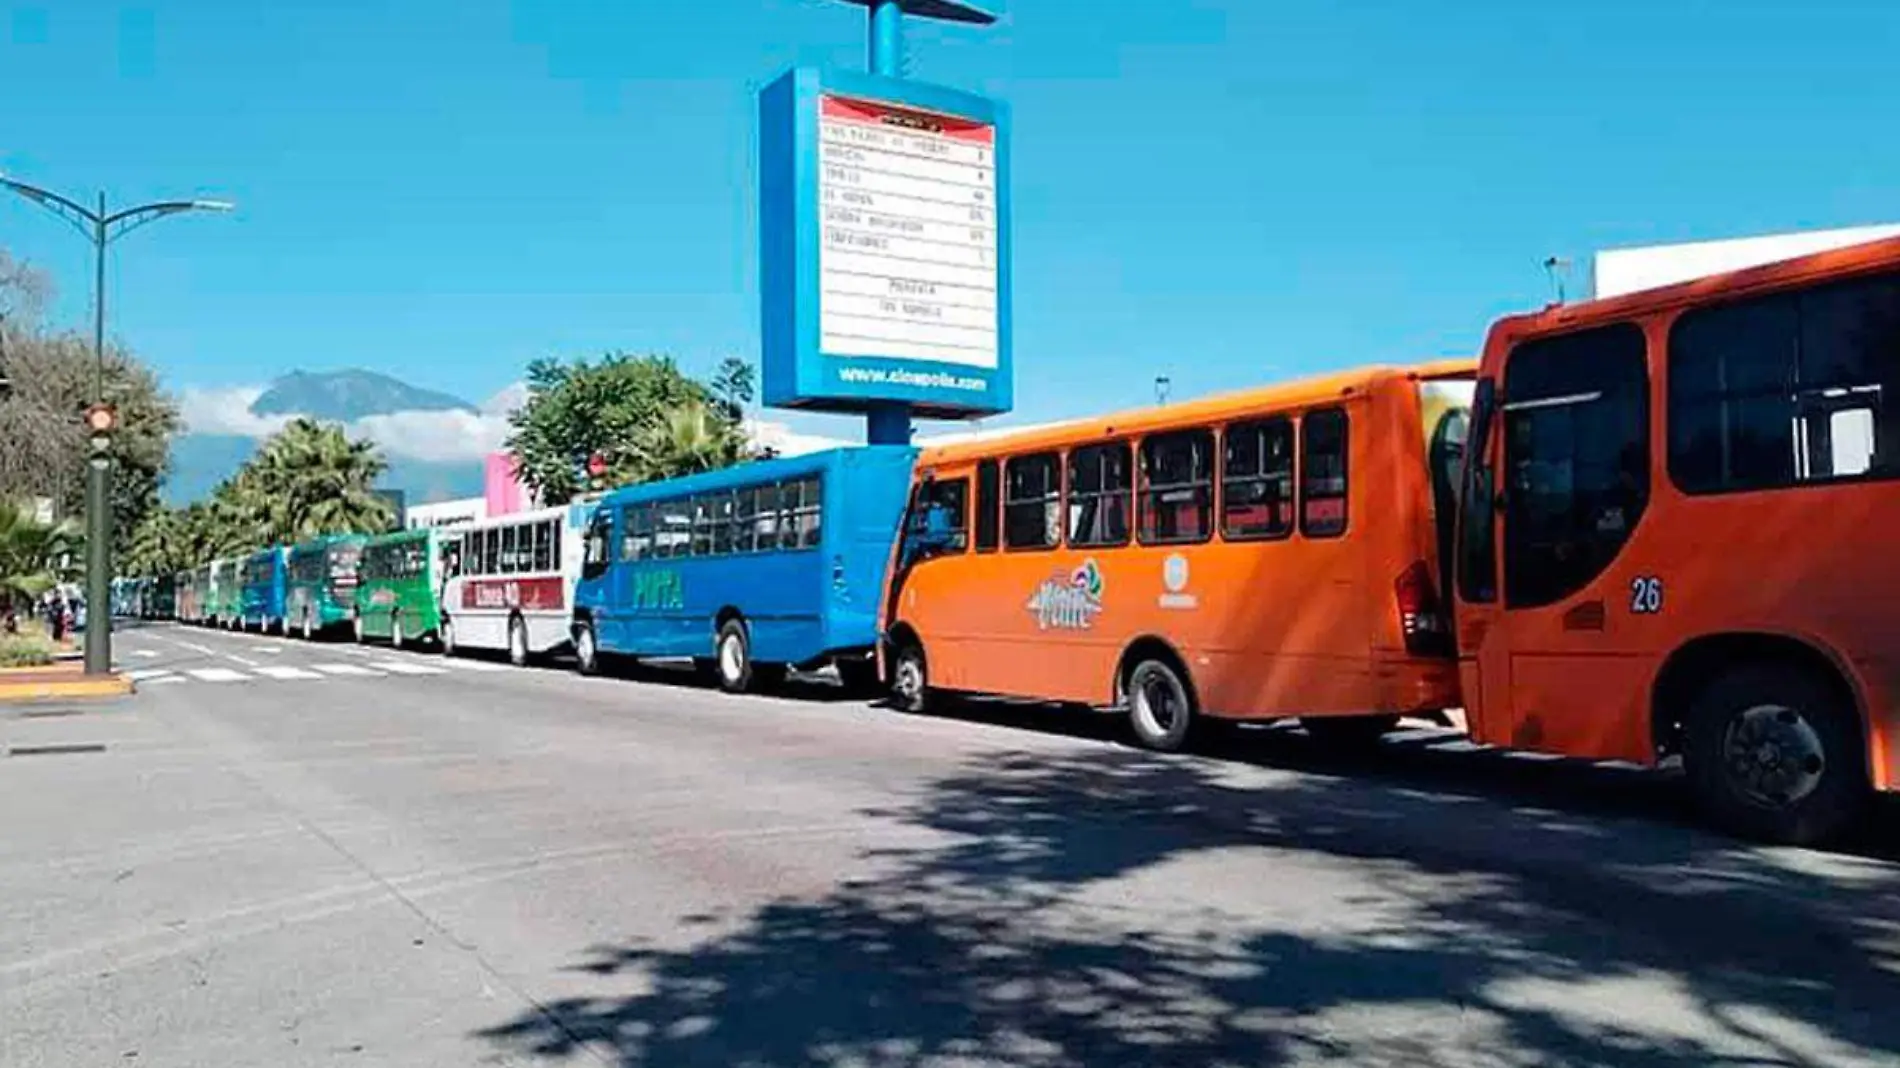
[586,452,607,478]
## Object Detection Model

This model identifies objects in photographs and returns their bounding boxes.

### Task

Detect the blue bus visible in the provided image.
[240,546,289,633]
[572,446,916,693]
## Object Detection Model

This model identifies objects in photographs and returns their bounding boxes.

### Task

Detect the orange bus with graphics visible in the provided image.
[1450,237,1900,844]
[880,361,1476,751]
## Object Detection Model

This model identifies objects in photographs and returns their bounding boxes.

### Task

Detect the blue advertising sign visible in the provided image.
[759,66,1013,418]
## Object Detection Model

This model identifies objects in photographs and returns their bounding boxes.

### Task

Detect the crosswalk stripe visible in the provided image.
[310,663,382,677]
[147,675,188,685]
[369,661,447,676]
[127,668,175,681]
[187,668,249,683]
[254,666,322,680]
[438,657,509,673]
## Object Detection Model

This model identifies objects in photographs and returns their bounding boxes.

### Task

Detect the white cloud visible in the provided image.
[745,418,852,458]
[178,386,296,438]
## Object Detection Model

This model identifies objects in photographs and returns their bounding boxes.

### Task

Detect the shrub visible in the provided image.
[0,632,55,668]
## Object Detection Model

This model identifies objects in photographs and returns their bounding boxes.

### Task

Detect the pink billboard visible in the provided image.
[484,451,536,517]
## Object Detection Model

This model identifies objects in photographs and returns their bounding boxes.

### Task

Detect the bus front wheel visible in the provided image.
[1125,657,1197,752]
[573,622,600,676]
[1684,663,1868,846]
[888,639,930,714]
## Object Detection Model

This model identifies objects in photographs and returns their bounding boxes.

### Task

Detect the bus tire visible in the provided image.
[1125,656,1196,752]
[1683,663,1868,846]
[573,622,600,676]
[835,657,879,695]
[508,616,529,667]
[888,638,930,714]
[1301,714,1402,747]
[714,619,756,693]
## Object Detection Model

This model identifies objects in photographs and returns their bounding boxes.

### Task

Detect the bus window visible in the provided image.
[690,496,716,557]
[920,477,970,553]
[1222,417,1294,540]
[975,459,1000,552]
[1300,409,1350,538]
[1501,323,1649,609]
[732,489,758,553]
[1067,442,1131,547]
[657,499,691,558]
[1139,429,1213,545]
[707,492,735,555]
[753,484,781,550]
[794,477,823,549]
[1004,452,1061,549]
[582,511,612,579]
[1457,377,1499,604]
[532,521,553,571]
[1670,270,1900,493]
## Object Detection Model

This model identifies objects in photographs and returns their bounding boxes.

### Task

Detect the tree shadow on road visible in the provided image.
[478,744,1900,1066]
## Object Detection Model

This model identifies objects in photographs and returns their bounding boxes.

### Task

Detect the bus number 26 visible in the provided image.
[1629,576,1664,615]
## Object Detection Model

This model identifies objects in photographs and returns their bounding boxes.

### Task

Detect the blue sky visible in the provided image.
[4,0,1898,447]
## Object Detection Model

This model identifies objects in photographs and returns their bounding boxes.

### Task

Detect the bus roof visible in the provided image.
[1487,233,1900,347]
[597,444,918,506]
[915,360,1476,465]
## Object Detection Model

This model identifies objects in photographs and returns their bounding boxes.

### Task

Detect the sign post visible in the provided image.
[760,0,1010,444]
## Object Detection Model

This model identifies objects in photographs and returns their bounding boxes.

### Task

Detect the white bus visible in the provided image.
[438,502,591,665]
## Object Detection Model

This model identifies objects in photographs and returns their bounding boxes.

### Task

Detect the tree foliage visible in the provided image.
[0,249,181,558]
[125,419,394,575]
[507,352,758,504]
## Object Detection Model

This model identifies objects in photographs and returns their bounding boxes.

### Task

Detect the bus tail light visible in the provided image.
[1395,560,1451,657]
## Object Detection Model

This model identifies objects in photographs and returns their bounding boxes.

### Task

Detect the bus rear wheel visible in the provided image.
[1125,657,1196,752]
[715,619,757,694]
[1684,663,1867,846]
[508,616,529,667]
[1301,714,1402,747]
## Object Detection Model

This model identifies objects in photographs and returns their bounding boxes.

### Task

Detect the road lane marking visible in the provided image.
[309,663,381,677]
[132,649,159,659]
[147,676,188,685]
[368,661,447,676]
[186,668,249,683]
[126,669,176,681]
[437,657,509,673]
[254,666,322,680]
[227,654,263,668]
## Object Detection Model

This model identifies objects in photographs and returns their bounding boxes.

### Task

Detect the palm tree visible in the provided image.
[245,419,393,542]
[0,500,81,611]
[629,403,752,483]
[125,507,186,576]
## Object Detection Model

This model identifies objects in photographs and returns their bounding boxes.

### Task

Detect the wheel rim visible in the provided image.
[1132,666,1185,738]
[578,629,595,668]
[1722,703,1827,809]
[894,653,924,704]
[719,632,744,681]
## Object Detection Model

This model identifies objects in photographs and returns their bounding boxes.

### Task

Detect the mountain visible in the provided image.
[250,369,476,421]
[164,370,491,507]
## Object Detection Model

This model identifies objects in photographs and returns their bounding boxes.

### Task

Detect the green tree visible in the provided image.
[0,251,181,556]
[507,352,758,504]
[0,500,81,609]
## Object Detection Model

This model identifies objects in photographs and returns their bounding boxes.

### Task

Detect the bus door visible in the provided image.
[1457,324,1655,761]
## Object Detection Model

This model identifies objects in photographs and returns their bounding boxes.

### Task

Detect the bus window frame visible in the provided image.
[1137,428,1215,547]
[1298,407,1351,539]
[1220,415,1296,542]
[1002,451,1063,552]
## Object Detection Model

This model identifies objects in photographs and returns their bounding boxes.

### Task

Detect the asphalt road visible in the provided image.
[3,621,1898,1067]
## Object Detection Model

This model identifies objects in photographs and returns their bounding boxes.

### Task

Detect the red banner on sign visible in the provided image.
[462,576,567,613]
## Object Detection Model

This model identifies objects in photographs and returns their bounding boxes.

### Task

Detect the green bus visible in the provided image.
[354,527,446,647]
[286,534,368,639]
[208,557,243,628]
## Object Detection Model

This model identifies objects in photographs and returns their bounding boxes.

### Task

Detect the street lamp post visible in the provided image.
[0,175,232,675]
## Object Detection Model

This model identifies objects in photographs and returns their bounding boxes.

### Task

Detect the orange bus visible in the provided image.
[881,361,1476,750]
[1452,237,1900,845]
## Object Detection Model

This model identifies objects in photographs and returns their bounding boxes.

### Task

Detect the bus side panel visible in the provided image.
[823,447,916,658]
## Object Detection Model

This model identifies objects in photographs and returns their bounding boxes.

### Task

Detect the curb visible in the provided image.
[0,675,135,703]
